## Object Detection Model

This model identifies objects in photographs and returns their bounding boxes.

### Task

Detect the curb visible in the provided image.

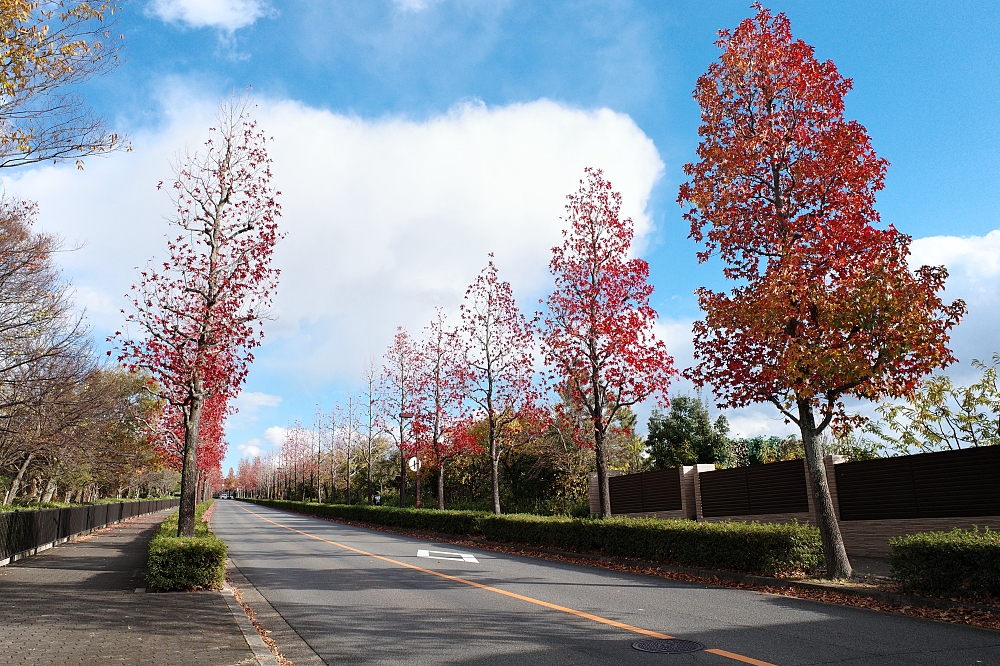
[221,580,278,666]
[225,559,326,666]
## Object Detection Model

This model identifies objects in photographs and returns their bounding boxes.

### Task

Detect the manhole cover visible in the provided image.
[632,639,705,654]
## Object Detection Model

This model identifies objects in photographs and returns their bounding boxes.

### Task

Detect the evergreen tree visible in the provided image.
[646,395,729,468]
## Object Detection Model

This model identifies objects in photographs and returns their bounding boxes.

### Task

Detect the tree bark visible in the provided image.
[798,400,852,579]
[41,478,57,503]
[178,384,204,538]
[489,419,501,514]
[399,449,407,508]
[4,453,34,505]
[594,423,611,518]
[438,459,446,510]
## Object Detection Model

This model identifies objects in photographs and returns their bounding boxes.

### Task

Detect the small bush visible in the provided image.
[890,527,1000,601]
[146,500,227,591]
[246,499,821,576]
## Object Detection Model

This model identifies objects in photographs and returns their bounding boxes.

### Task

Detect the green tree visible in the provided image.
[646,395,730,468]
[868,354,1000,453]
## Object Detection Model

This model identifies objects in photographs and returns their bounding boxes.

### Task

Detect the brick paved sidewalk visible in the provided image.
[0,510,258,666]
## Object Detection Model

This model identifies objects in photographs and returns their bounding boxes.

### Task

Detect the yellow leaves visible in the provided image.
[75,158,83,170]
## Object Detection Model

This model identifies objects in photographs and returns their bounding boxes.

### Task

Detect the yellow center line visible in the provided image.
[236,504,777,665]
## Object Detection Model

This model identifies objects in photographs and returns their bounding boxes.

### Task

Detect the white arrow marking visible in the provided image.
[417,549,479,563]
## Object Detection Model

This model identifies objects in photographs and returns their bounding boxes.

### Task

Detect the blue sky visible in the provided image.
[5,1,999,474]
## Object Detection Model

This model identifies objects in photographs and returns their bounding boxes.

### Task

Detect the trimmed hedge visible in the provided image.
[245,499,822,576]
[890,527,1000,601]
[146,500,227,591]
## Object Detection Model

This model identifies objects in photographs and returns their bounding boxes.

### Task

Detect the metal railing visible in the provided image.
[0,498,180,565]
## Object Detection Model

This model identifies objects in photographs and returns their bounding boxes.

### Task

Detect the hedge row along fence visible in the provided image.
[146,500,227,591]
[890,527,1000,602]
[0,498,179,566]
[243,499,822,576]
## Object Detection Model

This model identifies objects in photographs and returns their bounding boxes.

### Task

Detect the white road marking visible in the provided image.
[417,549,479,563]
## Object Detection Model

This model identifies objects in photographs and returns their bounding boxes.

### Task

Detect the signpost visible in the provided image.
[408,456,422,508]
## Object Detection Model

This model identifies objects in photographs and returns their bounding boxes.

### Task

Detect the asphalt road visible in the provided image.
[211,500,1000,665]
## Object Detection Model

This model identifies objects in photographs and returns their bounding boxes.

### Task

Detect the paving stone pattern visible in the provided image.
[0,511,257,666]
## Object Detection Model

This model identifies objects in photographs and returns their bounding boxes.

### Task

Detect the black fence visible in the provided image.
[0,499,179,562]
[608,468,682,514]
[835,445,1000,520]
[699,459,809,517]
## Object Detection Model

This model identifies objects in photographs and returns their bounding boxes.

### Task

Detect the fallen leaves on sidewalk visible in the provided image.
[228,579,295,666]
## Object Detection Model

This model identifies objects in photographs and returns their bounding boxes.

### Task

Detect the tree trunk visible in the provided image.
[490,423,501,514]
[367,443,373,504]
[399,451,407,508]
[178,388,204,538]
[4,453,34,505]
[438,459,445,510]
[594,420,612,518]
[415,462,421,509]
[41,478,57,503]
[798,400,852,579]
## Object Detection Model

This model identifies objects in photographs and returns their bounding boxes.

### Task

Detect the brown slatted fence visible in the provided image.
[746,459,809,514]
[609,468,683,514]
[700,460,809,518]
[699,467,750,517]
[836,445,1000,520]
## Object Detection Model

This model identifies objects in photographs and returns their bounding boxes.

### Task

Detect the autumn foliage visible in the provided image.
[118,98,282,536]
[542,168,675,517]
[679,5,965,577]
[459,259,538,514]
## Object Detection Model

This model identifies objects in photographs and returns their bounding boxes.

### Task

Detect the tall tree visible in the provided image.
[360,357,382,504]
[679,6,965,578]
[541,168,676,517]
[0,1,125,168]
[415,309,471,510]
[117,98,282,537]
[380,327,421,508]
[459,258,536,514]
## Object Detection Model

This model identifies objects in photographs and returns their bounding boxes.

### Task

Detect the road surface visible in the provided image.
[211,500,1000,665]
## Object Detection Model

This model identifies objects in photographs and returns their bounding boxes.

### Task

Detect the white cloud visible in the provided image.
[148,0,270,32]
[234,439,263,457]
[910,230,1000,381]
[262,426,287,448]
[233,391,282,417]
[3,88,664,469]
[9,88,663,388]
[259,97,663,382]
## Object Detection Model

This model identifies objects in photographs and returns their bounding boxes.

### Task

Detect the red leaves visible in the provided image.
[680,6,965,425]
[540,167,675,517]
[412,309,475,468]
[542,167,676,438]
[115,98,283,483]
[459,258,538,430]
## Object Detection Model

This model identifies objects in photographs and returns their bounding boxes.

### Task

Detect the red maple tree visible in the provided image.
[458,258,537,514]
[679,6,965,577]
[542,167,676,517]
[117,98,282,537]
[380,327,422,507]
[413,308,474,510]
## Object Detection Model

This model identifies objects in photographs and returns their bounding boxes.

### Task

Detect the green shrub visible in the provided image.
[246,499,821,576]
[890,527,1000,601]
[146,500,227,591]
